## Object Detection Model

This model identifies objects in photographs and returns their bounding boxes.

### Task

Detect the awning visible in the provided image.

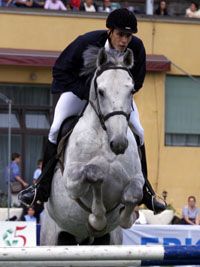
[0,48,171,72]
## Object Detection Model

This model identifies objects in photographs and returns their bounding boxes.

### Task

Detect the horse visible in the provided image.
[40,47,144,245]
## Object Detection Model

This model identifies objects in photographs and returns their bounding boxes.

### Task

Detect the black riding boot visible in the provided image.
[139,144,167,214]
[18,140,58,206]
[18,115,80,207]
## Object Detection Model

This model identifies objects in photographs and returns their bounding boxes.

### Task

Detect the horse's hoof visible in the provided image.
[88,214,107,231]
[119,210,138,229]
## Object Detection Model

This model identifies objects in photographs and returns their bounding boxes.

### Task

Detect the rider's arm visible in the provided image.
[129,37,146,93]
[52,35,90,100]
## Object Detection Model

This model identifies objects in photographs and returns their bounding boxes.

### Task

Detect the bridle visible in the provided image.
[89,65,134,131]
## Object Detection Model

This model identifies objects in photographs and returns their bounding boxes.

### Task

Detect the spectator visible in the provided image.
[181,196,200,225]
[14,0,44,8]
[5,152,28,207]
[1,0,16,6]
[185,1,200,18]
[69,0,80,10]
[155,0,169,16]
[33,159,43,184]
[80,0,97,12]
[22,206,37,222]
[98,0,112,12]
[14,0,33,7]
[44,0,67,10]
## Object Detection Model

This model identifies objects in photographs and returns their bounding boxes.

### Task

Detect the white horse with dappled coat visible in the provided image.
[40,47,144,245]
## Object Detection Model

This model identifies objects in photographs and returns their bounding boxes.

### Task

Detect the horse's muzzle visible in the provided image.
[110,136,128,155]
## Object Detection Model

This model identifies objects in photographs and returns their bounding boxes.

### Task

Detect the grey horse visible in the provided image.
[40,47,144,245]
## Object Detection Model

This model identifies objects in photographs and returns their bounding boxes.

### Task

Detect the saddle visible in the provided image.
[57,115,80,172]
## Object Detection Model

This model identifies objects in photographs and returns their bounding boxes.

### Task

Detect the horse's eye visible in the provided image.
[98,89,105,97]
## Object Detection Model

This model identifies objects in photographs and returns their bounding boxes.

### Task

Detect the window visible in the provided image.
[0,113,20,128]
[25,112,50,129]
[165,75,200,147]
[0,84,52,192]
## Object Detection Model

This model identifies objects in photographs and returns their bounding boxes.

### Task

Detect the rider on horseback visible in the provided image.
[19,8,166,214]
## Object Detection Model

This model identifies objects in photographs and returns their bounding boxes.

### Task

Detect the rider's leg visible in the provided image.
[19,92,87,206]
[130,99,166,214]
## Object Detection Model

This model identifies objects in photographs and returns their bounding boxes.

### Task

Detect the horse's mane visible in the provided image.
[80,45,123,77]
[80,46,100,77]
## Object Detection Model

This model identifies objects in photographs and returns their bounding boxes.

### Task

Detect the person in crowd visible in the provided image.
[33,159,43,184]
[0,0,16,6]
[69,0,80,10]
[14,0,44,8]
[19,8,167,215]
[8,153,28,188]
[185,1,200,18]
[5,152,28,207]
[14,0,33,7]
[98,0,112,12]
[6,152,28,191]
[80,0,97,12]
[22,206,37,222]
[181,196,200,225]
[44,0,67,10]
[154,0,169,16]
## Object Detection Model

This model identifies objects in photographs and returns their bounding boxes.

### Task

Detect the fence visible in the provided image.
[0,245,200,266]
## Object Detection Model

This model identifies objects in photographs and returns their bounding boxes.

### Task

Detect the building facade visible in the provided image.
[0,10,200,212]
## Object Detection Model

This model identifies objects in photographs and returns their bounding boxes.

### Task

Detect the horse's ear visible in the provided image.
[123,48,134,69]
[97,48,108,67]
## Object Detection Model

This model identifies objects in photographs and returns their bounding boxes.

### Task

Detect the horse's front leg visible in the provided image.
[84,164,107,231]
[120,174,144,228]
[66,163,107,231]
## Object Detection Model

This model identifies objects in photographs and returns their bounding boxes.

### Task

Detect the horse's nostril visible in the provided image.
[110,141,114,149]
[125,138,128,148]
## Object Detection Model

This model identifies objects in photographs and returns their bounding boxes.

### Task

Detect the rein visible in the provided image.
[89,66,133,131]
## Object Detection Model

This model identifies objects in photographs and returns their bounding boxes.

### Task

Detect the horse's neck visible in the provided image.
[82,102,102,131]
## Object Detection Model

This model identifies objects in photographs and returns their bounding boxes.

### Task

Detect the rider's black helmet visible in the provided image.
[106,8,138,34]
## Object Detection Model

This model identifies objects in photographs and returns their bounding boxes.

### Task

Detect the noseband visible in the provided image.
[89,65,134,131]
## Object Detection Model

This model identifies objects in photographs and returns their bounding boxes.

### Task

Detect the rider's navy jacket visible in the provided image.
[52,30,146,100]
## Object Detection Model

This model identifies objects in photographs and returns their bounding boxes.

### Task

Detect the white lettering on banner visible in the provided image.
[0,221,36,247]
[122,225,200,246]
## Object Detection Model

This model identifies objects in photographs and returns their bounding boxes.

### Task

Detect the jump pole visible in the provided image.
[0,245,200,266]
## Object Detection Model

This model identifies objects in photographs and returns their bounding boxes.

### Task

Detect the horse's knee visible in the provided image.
[122,180,143,205]
[83,164,105,184]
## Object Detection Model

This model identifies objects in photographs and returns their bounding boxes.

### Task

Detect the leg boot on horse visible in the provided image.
[138,142,167,214]
[18,116,79,207]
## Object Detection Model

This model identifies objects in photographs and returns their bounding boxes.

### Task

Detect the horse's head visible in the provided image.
[89,48,135,155]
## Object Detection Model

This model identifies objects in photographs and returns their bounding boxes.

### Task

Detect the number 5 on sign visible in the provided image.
[14,226,27,246]
[0,222,36,247]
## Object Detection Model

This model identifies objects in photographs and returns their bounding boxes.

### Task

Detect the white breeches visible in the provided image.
[48,92,144,145]
[48,92,87,144]
[130,100,144,145]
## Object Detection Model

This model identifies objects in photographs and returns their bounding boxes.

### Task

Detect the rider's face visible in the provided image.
[109,29,132,52]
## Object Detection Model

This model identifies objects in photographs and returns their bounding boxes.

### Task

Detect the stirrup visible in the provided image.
[18,184,38,207]
[151,194,167,215]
